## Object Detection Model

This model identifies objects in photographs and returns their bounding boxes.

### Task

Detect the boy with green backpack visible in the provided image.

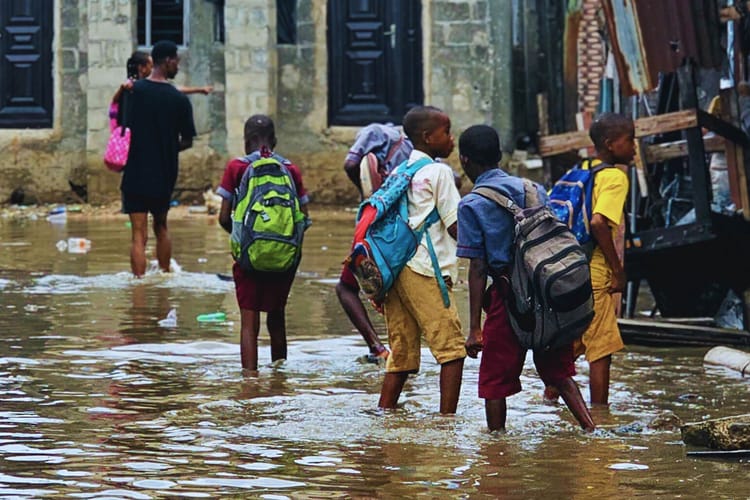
[217,115,310,373]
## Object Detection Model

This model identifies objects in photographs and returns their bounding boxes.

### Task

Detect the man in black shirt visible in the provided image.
[121,40,197,277]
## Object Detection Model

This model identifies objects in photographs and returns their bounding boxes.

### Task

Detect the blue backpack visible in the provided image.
[346,158,450,307]
[548,159,612,257]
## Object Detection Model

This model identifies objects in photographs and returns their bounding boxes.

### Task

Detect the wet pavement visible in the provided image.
[0,206,748,497]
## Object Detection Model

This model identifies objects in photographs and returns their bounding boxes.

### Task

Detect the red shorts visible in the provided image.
[479,282,575,400]
[339,263,359,289]
[232,262,296,312]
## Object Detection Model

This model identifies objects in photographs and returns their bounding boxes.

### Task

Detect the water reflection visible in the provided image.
[0,212,748,497]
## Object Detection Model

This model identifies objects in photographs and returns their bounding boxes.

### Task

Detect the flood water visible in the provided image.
[0,207,748,498]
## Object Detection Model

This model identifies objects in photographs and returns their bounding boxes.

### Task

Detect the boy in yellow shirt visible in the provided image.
[573,113,634,405]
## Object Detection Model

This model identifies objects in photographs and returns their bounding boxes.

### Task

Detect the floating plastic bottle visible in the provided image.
[67,237,91,254]
[196,312,226,322]
[46,206,67,224]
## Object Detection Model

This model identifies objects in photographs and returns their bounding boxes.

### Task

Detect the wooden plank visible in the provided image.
[644,135,726,163]
[539,110,700,157]
[538,130,591,157]
[723,140,745,210]
[633,138,649,195]
[618,318,750,348]
[686,450,750,458]
[634,109,699,137]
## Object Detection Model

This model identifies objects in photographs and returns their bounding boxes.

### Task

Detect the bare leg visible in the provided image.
[439,358,464,414]
[554,377,595,431]
[336,281,388,356]
[485,399,507,431]
[240,309,261,372]
[344,162,364,198]
[152,211,171,272]
[589,355,612,405]
[266,309,287,362]
[378,372,409,409]
[129,213,148,277]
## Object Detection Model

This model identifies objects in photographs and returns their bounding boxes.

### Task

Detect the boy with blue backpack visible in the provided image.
[217,115,310,373]
[456,125,595,432]
[548,112,633,405]
[364,106,465,414]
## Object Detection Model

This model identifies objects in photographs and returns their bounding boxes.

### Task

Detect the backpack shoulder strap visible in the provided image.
[583,158,613,175]
[521,179,541,207]
[402,156,434,176]
[473,186,522,217]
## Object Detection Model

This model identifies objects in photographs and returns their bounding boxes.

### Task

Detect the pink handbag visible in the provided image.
[103,100,130,172]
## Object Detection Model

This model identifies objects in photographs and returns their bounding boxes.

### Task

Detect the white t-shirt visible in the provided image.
[403,150,460,281]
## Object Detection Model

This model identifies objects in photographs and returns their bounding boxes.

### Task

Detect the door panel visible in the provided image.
[0,0,53,128]
[328,0,422,126]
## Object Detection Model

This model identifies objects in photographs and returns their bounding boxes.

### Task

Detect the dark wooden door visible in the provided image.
[0,0,53,128]
[328,0,422,126]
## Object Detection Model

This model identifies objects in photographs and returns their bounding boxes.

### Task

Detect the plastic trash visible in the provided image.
[55,240,68,252]
[715,290,745,330]
[67,237,91,254]
[158,308,178,328]
[196,312,226,322]
[46,206,67,224]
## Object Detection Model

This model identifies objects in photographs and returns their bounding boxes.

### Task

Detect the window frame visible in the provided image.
[138,0,191,48]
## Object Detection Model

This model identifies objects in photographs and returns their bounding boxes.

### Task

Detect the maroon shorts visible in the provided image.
[232,262,296,312]
[339,263,359,289]
[479,282,575,400]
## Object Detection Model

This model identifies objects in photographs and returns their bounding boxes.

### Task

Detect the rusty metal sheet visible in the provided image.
[602,0,722,95]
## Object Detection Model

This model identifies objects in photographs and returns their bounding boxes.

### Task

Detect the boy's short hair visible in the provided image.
[151,41,178,64]
[244,114,275,141]
[589,112,633,150]
[403,105,444,143]
[459,125,502,166]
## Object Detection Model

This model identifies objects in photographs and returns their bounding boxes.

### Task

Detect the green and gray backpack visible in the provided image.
[230,152,306,273]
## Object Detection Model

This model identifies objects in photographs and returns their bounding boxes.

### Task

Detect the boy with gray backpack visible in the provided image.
[217,115,310,372]
[456,125,594,432]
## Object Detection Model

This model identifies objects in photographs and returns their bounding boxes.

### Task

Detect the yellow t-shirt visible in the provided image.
[584,159,629,288]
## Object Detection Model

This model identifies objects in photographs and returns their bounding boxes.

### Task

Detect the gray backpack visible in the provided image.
[474,180,594,351]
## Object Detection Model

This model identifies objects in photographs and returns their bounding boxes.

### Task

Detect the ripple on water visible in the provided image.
[23,271,233,296]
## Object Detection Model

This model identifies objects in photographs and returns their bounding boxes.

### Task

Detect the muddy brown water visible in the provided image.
[0,207,748,497]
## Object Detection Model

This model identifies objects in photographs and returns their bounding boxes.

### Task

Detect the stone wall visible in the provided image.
[1,0,517,206]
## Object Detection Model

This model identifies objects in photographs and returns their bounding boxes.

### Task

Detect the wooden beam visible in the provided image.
[538,130,591,157]
[539,110,701,157]
[634,109,699,138]
[644,135,726,163]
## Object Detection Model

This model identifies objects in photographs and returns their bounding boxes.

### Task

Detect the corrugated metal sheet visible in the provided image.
[601,0,723,95]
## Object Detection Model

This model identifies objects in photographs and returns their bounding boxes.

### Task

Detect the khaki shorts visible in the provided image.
[384,266,466,373]
[574,286,625,362]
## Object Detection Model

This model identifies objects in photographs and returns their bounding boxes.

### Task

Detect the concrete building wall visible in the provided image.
[1,0,516,206]
[0,0,88,204]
